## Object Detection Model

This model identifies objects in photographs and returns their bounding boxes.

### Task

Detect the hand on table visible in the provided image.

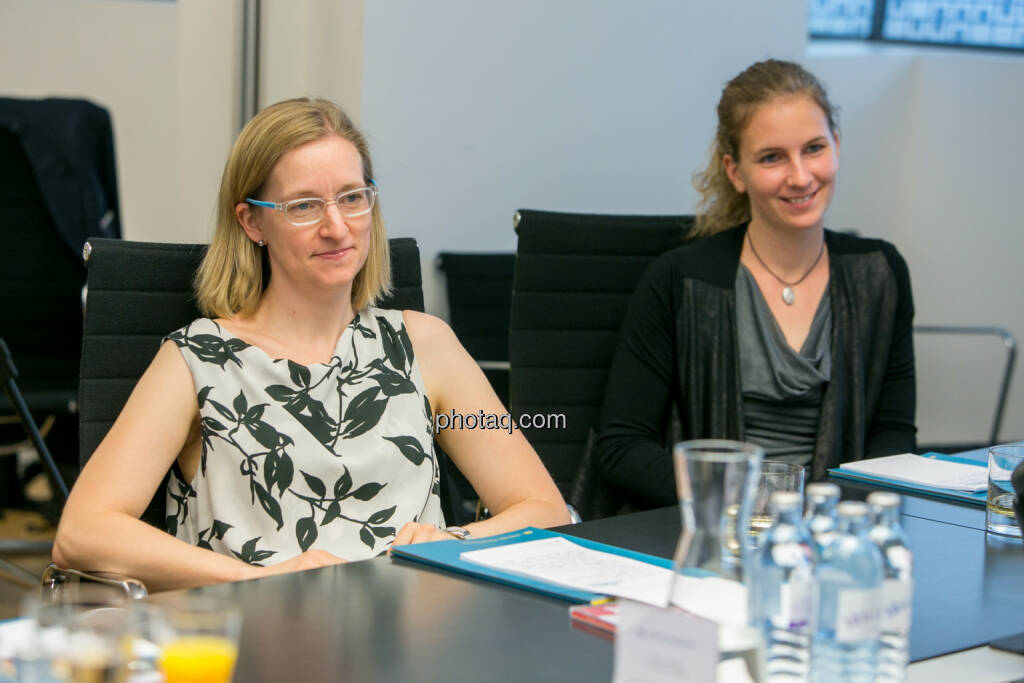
[392,521,458,547]
[250,549,347,579]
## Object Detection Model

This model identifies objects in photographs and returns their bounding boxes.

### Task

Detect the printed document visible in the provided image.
[461,536,747,624]
[838,453,987,492]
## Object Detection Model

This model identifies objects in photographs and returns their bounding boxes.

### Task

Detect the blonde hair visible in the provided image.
[692,59,839,238]
[196,98,391,318]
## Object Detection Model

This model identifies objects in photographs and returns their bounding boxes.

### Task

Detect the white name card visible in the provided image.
[613,601,718,683]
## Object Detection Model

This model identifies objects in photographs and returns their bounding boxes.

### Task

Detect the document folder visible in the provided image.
[389,527,672,604]
[828,449,989,506]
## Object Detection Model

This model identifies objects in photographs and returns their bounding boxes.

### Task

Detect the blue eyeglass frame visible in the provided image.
[245,179,378,224]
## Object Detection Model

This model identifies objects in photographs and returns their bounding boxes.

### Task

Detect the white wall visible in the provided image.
[808,46,1024,444]
[5,1,1021,444]
[0,0,240,245]
[362,0,808,317]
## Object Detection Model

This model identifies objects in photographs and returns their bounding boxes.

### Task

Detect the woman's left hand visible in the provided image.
[392,521,459,547]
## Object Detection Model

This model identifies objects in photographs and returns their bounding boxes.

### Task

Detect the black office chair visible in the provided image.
[508,209,694,520]
[44,236,439,596]
[0,129,85,505]
[436,252,516,369]
[0,99,122,507]
[436,252,516,520]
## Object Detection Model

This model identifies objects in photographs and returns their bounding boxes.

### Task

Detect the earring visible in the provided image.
[257,240,265,247]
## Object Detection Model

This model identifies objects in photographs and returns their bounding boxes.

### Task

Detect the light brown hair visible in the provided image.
[692,59,839,238]
[196,98,390,317]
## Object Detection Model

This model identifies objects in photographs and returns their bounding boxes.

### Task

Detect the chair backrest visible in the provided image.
[79,237,425,528]
[436,252,516,363]
[0,128,85,414]
[509,209,694,500]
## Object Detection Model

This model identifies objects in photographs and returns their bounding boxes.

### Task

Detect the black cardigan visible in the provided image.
[595,224,916,509]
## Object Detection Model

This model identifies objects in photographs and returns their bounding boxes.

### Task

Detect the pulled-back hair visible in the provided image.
[692,59,839,238]
[196,98,391,318]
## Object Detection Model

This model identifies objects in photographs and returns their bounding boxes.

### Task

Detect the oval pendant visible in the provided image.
[782,287,795,305]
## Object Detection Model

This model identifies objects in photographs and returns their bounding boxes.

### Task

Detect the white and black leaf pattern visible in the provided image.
[167,328,250,368]
[341,386,387,438]
[375,315,407,371]
[383,435,428,465]
[263,451,294,496]
[296,516,318,551]
[368,506,396,525]
[166,312,441,564]
[333,469,352,498]
[253,483,284,530]
[301,470,327,498]
[350,482,386,501]
[288,360,311,388]
[233,536,277,565]
[367,359,417,397]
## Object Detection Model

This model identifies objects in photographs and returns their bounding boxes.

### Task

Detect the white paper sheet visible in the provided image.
[460,536,749,626]
[838,453,988,492]
[461,536,673,605]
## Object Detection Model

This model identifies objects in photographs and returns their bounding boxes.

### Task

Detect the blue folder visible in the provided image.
[827,449,989,506]
[389,526,673,604]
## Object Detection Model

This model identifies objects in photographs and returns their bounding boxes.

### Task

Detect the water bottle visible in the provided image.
[748,491,816,681]
[803,482,840,557]
[868,491,913,682]
[811,500,884,683]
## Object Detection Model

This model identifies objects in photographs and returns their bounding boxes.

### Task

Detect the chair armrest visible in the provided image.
[41,563,148,599]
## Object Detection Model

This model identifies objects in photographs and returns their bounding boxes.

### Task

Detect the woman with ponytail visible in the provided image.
[595,59,916,510]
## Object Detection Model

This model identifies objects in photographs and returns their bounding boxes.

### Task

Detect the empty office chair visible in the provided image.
[509,209,693,520]
[45,237,434,595]
[914,325,1017,453]
[436,252,516,520]
[0,98,121,505]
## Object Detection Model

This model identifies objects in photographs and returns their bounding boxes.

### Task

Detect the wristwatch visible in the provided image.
[445,526,472,540]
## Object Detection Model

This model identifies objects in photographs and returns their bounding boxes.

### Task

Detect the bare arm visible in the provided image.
[52,341,343,591]
[395,311,570,544]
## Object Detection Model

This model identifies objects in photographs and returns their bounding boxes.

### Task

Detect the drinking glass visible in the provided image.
[154,595,242,683]
[670,440,765,682]
[750,461,805,538]
[671,439,764,582]
[16,584,133,683]
[987,444,1024,537]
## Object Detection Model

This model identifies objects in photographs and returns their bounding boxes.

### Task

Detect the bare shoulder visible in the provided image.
[401,310,459,350]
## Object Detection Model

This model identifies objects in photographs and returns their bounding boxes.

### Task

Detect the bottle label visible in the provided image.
[881,579,913,634]
[776,578,816,630]
[835,588,882,642]
[886,545,913,572]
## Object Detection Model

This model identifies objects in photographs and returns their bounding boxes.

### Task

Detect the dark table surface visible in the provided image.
[185,489,1023,682]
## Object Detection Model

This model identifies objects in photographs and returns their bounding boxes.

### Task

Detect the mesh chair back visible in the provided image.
[0,129,85,414]
[509,209,694,499]
[436,253,515,363]
[79,237,425,528]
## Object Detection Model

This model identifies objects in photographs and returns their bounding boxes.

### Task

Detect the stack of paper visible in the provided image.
[836,453,987,492]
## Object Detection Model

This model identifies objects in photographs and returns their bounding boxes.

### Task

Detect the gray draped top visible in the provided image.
[735,264,832,465]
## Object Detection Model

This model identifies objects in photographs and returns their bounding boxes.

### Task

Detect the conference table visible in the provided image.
[174,482,1024,682]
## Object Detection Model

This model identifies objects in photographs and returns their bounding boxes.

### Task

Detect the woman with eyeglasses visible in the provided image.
[595,60,916,510]
[54,98,569,590]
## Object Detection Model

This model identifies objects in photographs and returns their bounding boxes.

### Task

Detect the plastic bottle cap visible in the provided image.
[769,490,802,507]
[866,491,901,508]
[805,482,841,498]
[836,500,869,517]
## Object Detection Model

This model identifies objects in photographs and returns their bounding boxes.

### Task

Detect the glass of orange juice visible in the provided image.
[155,595,242,683]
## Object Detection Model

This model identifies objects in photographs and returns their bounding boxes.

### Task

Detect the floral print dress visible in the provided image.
[164,308,444,565]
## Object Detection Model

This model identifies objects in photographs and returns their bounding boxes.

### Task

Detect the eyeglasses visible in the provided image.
[246,185,378,226]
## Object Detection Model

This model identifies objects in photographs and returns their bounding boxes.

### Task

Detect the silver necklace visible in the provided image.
[746,232,825,306]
